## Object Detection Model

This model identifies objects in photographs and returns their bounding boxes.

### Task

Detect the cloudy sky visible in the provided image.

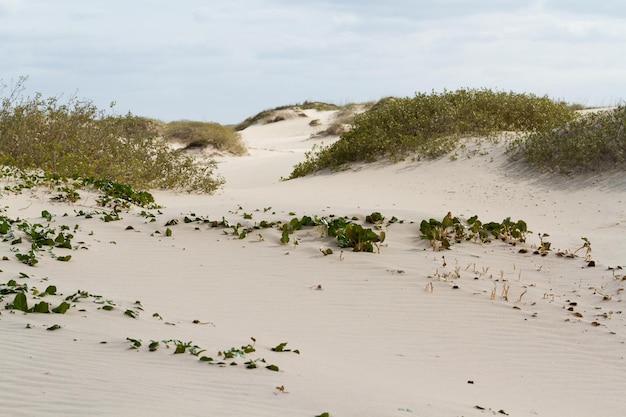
[1,0,625,124]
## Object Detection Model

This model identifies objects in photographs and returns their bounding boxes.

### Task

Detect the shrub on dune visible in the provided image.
[507,105,626,173]
[0,78,224,193]
[163,120,246,155]
[288,89,577,178]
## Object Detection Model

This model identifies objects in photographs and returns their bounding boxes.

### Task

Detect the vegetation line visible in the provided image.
[286,88,590,178]
[507,105,626,173]
[0,76,238,193]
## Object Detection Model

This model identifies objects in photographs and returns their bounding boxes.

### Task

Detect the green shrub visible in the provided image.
[288,89,577,178]
[335,223,385,252]
[507,106,626,173]
[83,178,157,208]
[164,120,246,155]
[420,213,530,251]
[0,77,224,193]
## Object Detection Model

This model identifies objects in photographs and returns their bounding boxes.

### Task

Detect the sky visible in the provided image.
[1,0,625,124]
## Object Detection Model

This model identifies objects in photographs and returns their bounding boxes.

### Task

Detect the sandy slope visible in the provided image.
[1,109,625,417]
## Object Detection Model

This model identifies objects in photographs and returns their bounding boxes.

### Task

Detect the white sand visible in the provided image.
[1,109,625,417]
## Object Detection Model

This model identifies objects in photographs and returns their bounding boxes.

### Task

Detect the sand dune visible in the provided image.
[1,109,625,417]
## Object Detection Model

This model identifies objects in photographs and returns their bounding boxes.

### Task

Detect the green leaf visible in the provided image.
[54,232,73,249]
[16,250,38,266]
[148,341,160,352]
[265,364,279,372]
[126,337,142,349]
[365,212,384,224]
[165,227,172,237]
[46,324,62,331]
[44,285,57,295]
[280,225,290,244]
[315,413,330,417]
[32,301,50,313]
[272,342,288,352]
[320,247,333,256]
[13,292,28,312]
[101,305,114,311]
[0,220,10,234]
[189,346,206,357]
[242,344,256,354]
[56,255,72,262]
[124,309,138,319]
[52,301,70,314]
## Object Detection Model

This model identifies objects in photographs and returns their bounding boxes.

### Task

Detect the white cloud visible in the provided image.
[0,0,20,16]
[1,0,625,123]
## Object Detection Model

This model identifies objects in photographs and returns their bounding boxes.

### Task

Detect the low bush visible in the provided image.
[288,89,577,178]
[164,120,246,155]
[0,77,224,193]
[420,212,530,251]
[298,214,385,252]
[507,105,626,173]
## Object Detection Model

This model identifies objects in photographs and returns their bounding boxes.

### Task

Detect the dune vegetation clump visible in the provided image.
[0,78,224,193]
[507,105,626,173]
[163,120,246,155]
[288,89,578,178]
